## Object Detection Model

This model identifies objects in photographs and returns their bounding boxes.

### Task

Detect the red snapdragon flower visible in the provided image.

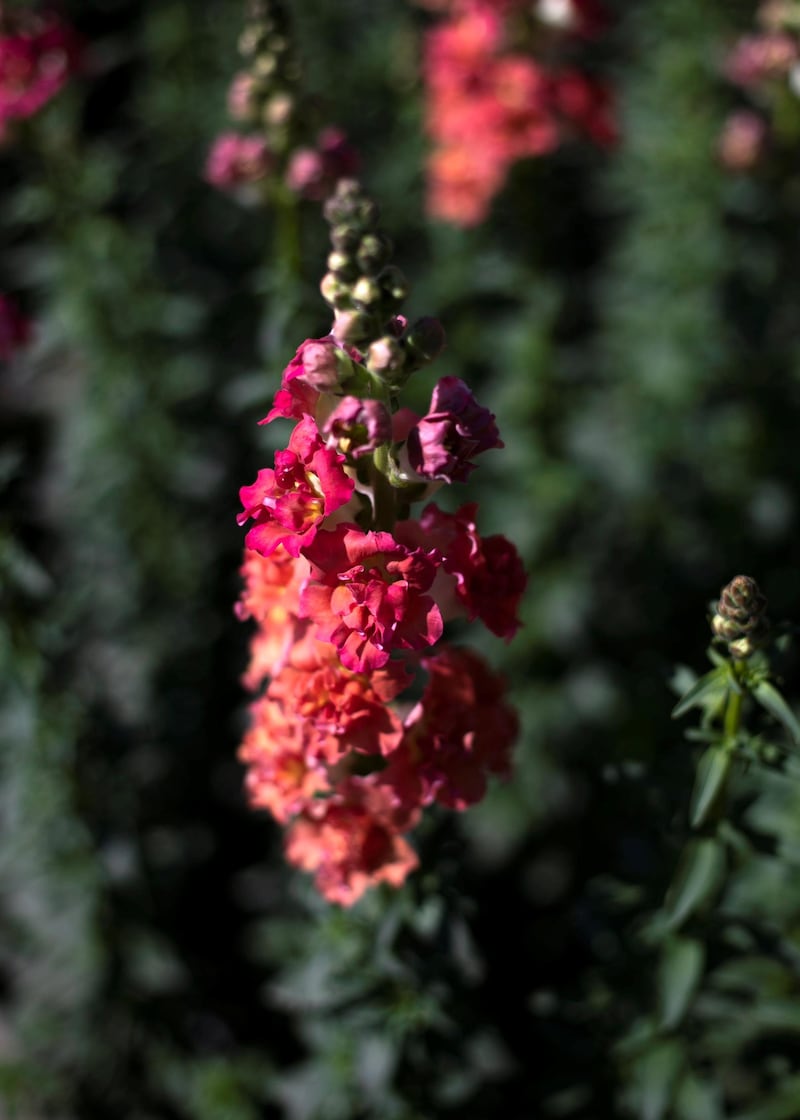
[285,776,419,905]
[238,414,355,558]
[397,502,526,639]
[300,524,444,672]
[385,645,518,811]
[323,396,392,459]
[406,376,503,483]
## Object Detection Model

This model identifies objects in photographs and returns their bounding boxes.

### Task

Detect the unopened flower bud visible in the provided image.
[404,316,446,368]
[711,574,769,659]
[367,336,406,377]
[297,340,346,390]
[323,396,391,458]
[228,72,259,121]
[357,232,392,275]
[263,92,294,127]
[331,224,361,252]
[327,250,358,280]
[332,309,374,346]
[320,272,351,309]
[352,276,382,307]
[324,179,362,225]
[379,265,409,306]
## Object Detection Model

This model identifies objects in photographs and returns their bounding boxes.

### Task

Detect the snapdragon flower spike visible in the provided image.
[235,177,525,905]
[406,376,503,483]
[238,414,355,558]
[300,524,444,672]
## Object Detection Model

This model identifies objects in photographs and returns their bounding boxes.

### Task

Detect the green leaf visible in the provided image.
[752,681,800,745]
[635,1040,686,1120]
[657,936,705,1031]
[689,747,732,829]
[665,838,725,931]
[671,668,727,720]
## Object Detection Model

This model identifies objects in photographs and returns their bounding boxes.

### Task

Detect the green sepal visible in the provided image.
[657,935,705,1031]
[671,667,728,720]
[665,837,725,931]
[752,681,800,745]
[689,747,732,829]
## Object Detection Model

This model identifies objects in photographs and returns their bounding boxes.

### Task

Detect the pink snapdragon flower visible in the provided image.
[406,376,503,483]
[205,132,274,189]
[261,336,361,424]
[300,525,444,672]
[238,414,355,558]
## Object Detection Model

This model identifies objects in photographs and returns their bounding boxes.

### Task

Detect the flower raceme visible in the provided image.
[235,180,526,904]
[417,0,617,225]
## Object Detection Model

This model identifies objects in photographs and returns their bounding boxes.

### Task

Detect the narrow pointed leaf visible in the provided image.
[671,669,727,720]
[689,747,732,829]
[665,838,725,931]
[752,681,800,745]
[657,936,705,1030]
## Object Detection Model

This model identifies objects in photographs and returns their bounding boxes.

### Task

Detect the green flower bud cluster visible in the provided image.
[711,574,770,659]
[322,180,446,387]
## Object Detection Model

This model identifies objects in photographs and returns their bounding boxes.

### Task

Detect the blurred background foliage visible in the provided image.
[4,0,800,1117]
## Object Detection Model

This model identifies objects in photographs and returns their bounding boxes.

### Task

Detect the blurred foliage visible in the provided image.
[4,0,800,1117]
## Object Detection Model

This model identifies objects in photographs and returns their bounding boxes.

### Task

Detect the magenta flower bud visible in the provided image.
[406,376,503,483]
[323,396,391,458]
[298,342,340,389]
[227,72,258,121]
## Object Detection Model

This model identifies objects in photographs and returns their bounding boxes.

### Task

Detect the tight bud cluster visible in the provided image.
[711,575,770,660]
[719,1,800,170]
[205,0,358,199]
[416,0,617,226]
[0,8,82,142]
[236,182,526,905]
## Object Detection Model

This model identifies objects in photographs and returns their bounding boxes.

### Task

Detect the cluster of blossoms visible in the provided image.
[718,1,800,171]
[236,180,526,904]
[416,0,616,226]
[205,0,358,200]
[0,7,82,142]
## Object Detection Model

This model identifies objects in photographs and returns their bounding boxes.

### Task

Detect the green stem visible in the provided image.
[723,664,744,746]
